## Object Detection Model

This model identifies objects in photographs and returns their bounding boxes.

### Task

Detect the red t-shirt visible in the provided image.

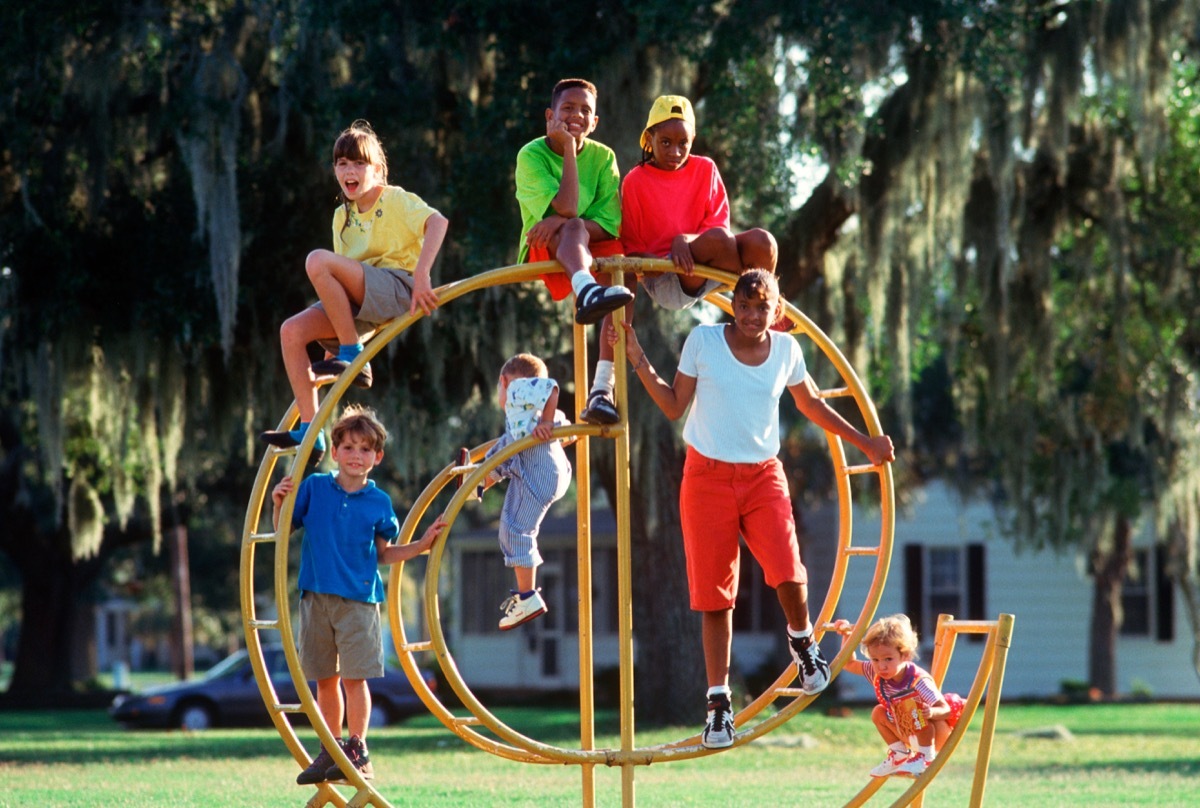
[619,156,730,256]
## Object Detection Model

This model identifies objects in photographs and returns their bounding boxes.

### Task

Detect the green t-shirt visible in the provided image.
[514,137,621,262]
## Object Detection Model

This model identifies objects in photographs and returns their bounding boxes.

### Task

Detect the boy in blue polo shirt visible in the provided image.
[272,404,446,785]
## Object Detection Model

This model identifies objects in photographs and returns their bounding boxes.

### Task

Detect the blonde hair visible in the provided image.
[331,404,388,452]
[862,614,921,661]
[500,353,548,380]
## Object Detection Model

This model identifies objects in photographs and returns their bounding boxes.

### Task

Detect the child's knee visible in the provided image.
[305,248,335,279]
[738,228,778,269]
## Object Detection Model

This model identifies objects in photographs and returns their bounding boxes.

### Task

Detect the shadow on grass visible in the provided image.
[0,708,625,766]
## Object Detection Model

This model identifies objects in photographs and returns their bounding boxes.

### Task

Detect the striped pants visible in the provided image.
[487,435,572,568]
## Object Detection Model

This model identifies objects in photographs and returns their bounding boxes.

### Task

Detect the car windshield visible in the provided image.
[202,651,249,680]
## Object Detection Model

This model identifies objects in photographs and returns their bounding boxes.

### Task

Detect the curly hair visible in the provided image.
[862,613,921,661]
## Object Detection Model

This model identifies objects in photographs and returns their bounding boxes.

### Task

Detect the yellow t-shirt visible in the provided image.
[331,185,438,271]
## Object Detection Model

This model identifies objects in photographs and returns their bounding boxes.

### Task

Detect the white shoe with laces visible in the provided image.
[869,748,913,777]
[498,589,548,630]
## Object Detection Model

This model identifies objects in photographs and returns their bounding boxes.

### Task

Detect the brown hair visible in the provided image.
[551,78,598,109]
[500,353,548,380]
[862,614,921,661]
[333,120,389,240]
[733,268,781,308]
[331,404,388,452]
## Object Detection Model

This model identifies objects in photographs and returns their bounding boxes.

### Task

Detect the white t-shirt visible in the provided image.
[678,324,807,463]
[504,376,558,441]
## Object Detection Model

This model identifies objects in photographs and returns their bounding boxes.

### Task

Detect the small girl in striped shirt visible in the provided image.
[833,614,965,778]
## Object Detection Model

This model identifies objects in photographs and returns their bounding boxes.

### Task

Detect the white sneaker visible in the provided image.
[869,748,913,777]
[498,589,547,630]
[895,752,931,777]
[701,694,736,749]
[788,633,830,695]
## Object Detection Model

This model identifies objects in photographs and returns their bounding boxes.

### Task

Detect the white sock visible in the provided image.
[592,360,615,394]
[787,625,812,640]
[888,741,909,754]
[570,271,597,298]
[919,744,934,759]
[706,685,732,700]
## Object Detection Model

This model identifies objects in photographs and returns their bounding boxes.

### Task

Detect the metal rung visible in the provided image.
[452,716,483,726]
[274,703,304,713]
[843,463,881,475]
[843,546,880,557]
[817,386,852,399]
[401,641,433,653]
[247,532,277,543]
[450,463,477,475]
[249,619,280,630]
[772,688,811,699]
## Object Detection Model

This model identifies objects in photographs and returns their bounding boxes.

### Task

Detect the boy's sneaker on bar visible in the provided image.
[701,693,736,749]
[574,283,633,325]
[296,741,341,785]
[324,734,373,781]
[788,632,830,695]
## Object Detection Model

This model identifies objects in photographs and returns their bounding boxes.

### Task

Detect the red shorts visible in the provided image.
[527,238,625,301]
[679,447,807,611]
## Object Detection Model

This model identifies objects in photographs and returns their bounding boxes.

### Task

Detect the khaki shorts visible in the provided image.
[640,271,721,310]
[298,591,384,680]
[314,261,414,352]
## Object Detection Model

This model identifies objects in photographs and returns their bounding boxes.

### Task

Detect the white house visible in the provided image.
[437,480,1199,700]
[832,479,1199,701]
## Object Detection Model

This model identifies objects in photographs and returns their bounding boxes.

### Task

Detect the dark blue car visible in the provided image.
[110,644,435,730]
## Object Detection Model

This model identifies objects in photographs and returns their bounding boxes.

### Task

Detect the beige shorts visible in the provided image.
[314,261,414,352]
[298,591,384,680]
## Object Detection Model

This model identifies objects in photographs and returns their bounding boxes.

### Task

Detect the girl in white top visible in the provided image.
[614,269,894,749]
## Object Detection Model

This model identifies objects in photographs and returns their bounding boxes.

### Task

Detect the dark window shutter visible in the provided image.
[1155,545,1175,642]
[905,544,925,636]
[967,543,986,643]
[967,543,986,618]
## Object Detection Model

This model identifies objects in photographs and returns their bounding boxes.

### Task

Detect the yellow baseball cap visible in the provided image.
[640,95,696,151]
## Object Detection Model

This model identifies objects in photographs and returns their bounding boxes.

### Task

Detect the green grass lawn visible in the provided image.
[0,703,1197,806]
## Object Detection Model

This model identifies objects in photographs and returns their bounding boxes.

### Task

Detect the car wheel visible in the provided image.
[368,703,391,729]
[177,702,216,731]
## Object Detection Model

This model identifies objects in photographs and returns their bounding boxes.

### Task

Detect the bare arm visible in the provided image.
[270,476,294,531]
[376,515,448,565]
[612,320,696,420]
[532,384,560,441]
[789,376,895,466]
[546,121,579,218]
[409,212,449,315]
[832,618,865,676]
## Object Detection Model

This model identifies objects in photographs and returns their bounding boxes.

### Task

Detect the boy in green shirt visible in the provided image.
[515,78,631,424]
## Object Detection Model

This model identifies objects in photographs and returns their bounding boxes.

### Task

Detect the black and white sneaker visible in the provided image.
[701,693,736,749]
[574,282,633,325]
[789,633,830,695]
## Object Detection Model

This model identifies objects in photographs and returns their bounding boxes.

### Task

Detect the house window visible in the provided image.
[1120,547,1175,641]
[458,547,619,636]
[904,543,986,643]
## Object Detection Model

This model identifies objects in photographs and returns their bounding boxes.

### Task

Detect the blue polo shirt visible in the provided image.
[291,473,400,604]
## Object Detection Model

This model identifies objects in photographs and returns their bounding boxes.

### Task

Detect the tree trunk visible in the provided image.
[1088,514,1132,697]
